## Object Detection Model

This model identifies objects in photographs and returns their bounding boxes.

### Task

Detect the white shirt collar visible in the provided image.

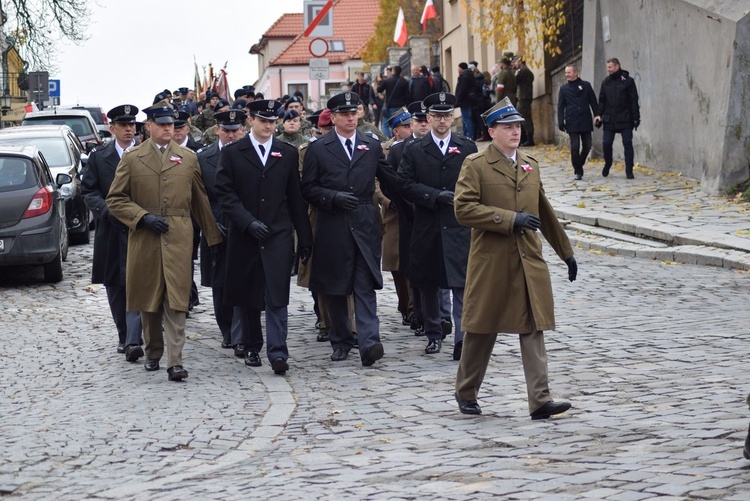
[179,136,189,148]
[114,139,135,159]
[336,130,356,160]
[431,131,451,155]
[248,132,272,164]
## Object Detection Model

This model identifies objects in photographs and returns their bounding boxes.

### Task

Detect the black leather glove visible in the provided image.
[633,120,640,131]
[216,222,228,239]
[141,213,169,234]
[594,118,602,129]
[565,257,578,282]
[558,124,566,133]
[210,245,220,266]
[513,211,541,231]
[103,208,120,225]
[246,220,270,241]
[333,192,359,210]
[437,190,455,205]
[298,246,312,265]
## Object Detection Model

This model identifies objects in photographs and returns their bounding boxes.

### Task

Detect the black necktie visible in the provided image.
[159,146,166,154]
[259,144,266,157]
[439,140,444,151]
[345,138,353,158]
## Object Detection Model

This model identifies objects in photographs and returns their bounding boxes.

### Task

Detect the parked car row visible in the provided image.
[0,105,107,282]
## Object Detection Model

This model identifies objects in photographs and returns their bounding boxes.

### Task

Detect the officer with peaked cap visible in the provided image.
[173,110,204,152]
[301,91,401,367]
[106,102,223,382]
[197,109,248,349]
[81,104,144,360]
[397,92,478,359]
[452,97,576,418]
[375,107,413,327]
[215,100,312,375]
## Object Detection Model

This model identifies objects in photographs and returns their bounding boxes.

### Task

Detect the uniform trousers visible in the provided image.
[326,249,379,356]
[517,99,534,140]
[234,285,289,362]
[105,285,142,346]
[141,294,186,369]
[455,329,551,414]
[439,288,451,322]
[392,271,412,318]
[420,286,464,343]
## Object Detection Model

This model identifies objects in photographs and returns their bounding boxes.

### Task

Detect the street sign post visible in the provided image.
[303,0,333,38]
[28,72,49,108]
[309,57,329,80]
[49,80,60,98]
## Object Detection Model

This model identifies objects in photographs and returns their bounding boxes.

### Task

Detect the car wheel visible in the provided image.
[43,249,64,283]
[70,211,90,245]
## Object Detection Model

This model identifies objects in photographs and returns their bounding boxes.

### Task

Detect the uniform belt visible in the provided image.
[146,208,191,217]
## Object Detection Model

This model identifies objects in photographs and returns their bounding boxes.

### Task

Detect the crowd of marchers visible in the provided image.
[84,55,650,421]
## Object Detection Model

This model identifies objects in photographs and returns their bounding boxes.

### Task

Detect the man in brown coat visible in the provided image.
[453,97,576,419]
[107,104,223,382]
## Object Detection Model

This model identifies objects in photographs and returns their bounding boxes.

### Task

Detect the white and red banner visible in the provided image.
[393,7,408,47]
[421,0,437,32]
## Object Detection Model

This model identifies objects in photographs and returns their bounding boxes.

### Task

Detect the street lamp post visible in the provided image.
[0,91,12,129]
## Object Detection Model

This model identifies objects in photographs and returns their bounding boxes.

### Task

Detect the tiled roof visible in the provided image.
[266,13,304,38]
[270,0,381,65]
[250,13,303,54]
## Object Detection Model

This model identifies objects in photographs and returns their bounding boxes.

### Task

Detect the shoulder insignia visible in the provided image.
[366,131,380,141]
[466,151,483,161]
[522,153,538,163]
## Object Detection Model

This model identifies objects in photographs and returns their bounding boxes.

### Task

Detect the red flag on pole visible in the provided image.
[393,7,408,47]
[421,0,437,33]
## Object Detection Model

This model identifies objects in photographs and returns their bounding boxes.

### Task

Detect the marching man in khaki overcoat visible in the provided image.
[107,103,223,382]
[453,97,577,419]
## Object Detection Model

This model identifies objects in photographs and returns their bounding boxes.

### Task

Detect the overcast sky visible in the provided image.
[53,0,304,119]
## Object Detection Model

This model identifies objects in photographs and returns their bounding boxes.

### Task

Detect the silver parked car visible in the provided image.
[0,125,91,244]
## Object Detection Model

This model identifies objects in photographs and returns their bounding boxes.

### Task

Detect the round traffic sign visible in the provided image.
[309,38,329,58]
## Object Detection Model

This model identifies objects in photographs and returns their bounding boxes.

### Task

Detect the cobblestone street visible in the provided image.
[2,213,750,499]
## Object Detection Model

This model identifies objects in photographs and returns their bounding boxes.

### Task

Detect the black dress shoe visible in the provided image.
[530,400,572,420]
[361,342,384,367]
[272,358,289,375]
[144,359,160,371]
[245,351,262,367]
[414,325,426,337]
[233,344,246,358]
[125,344,144,362]
[425,339,442,354]
[452,341,463,361]
[455,392,482,415]
[602,165,611,177]
[316,331,330,342]
[331,347,350,361]
[626,172,635,179]
[410,316,420,330]
[441,319,452,338]
[117,342,126,354]
[574,174,583,181]
[401,313,410,326]
[221,341,233,349]
[352,332,358,348]
[315,319,322,330]
[167,365,188,381]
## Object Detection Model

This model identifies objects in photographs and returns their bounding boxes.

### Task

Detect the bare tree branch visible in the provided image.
[3,0,91,71]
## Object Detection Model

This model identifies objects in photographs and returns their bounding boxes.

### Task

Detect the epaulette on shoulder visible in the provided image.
[366,131,380,141]
[457,134,475,142]
[466,151,483,161]
[521,152,538,163]
[391,139,404,146]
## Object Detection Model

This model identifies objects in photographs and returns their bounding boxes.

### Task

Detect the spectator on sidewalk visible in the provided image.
[453,97,576,419]
[455,62,477,140]
[595,57,640,179]
[408,65,432,104]
[377,65,410,137]
[514,57,535,146]
[557,64,599,180]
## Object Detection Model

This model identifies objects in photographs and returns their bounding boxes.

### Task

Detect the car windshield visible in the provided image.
[22,117,94,138]
[0,157,36,192]
[0,137,72,168]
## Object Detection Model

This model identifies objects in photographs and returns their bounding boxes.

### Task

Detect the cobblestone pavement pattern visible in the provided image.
[1,146,750,499]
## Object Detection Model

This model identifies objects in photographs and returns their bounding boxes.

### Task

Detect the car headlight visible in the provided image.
[60,183,73,197]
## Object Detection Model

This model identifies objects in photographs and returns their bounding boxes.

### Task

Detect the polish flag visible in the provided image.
[393,7,408,47]
[421,0,437,32]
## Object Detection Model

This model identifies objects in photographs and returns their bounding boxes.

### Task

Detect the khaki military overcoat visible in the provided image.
[454,144,573,334]
[106,139,222,313]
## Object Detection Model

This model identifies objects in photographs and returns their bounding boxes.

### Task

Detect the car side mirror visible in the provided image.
[56,173,73,186]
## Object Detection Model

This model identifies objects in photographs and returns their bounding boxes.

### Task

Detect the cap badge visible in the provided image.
[229,111,236,120]
[267,101,274,109]
[439,93,446,102]
[345,92,352,101]
[124,105,131,115]
[420,104,426,112]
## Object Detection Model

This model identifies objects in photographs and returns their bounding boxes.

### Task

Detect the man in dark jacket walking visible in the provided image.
[215,100,313,375]
[557,64,598,180]
[377,65,410,137]
[595,57,640,179]
[455,62,477,140]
